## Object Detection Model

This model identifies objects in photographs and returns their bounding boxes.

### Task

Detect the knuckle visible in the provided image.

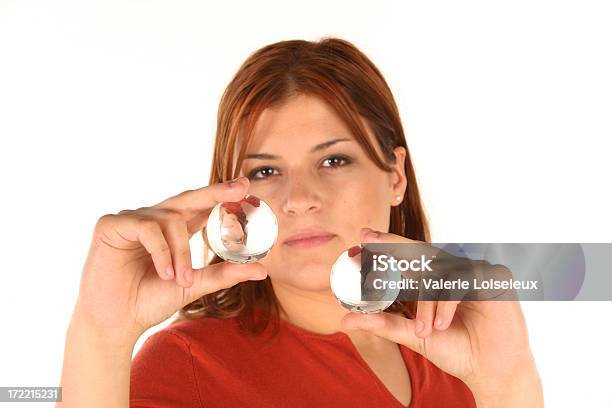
[176,247,192,258]
[169,245,191,262]
[492,263,514,279]
[95,213,116,229]
[423,301,436,312]
[151,244,171,256]
[474,259,513,279]
[137,217,160,233]
[501,264,514,278]
[156,208,183,221]
[132,206,155,217]
[97,213,114,223]
[174,189,195,201]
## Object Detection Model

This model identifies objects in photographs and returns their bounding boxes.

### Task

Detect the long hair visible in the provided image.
[173,37,430,336]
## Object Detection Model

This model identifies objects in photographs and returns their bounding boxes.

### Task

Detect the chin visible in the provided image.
[279,262,334,292]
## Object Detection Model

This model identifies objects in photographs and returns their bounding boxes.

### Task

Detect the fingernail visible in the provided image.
[435,317,443,329]
[415,320,424,333]
[165,265,174,278]
[348,245,361,258]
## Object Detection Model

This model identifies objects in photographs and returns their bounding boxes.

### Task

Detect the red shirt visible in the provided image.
[130,314,476,407]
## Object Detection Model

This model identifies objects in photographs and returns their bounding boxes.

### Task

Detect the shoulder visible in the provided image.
[133,315,271,372]
[134,315,248,360]
[166,315,242,343]
[130,320,213,408]
[165,315,268,355]
[130,316,252,407]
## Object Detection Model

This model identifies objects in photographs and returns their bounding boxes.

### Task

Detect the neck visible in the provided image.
[270,279,392,348]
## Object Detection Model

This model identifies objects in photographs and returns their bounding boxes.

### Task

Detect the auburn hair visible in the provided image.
[173,37,430,336]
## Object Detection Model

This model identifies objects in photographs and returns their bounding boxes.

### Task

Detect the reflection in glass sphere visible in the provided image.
[206,195,278,263]
[330,246,399,313]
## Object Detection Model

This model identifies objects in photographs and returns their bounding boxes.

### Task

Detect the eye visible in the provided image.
[248,167,278,180]
[247,155,352,181]
[322,155,352,169]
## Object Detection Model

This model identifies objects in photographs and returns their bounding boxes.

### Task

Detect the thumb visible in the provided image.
[341,312,426,357]
[183,262,268,305]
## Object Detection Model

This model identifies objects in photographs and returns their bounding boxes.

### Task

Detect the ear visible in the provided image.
[389,146,407,206]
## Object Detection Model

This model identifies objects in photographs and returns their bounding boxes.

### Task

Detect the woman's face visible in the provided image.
[237,93,407,293]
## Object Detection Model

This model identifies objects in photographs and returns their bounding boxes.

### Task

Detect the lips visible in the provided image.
[283,229,336,247]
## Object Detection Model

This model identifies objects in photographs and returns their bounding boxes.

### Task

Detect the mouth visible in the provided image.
[283,230,336,249]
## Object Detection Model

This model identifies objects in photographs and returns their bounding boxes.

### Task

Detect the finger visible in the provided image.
[415,300,437,338]
[183,262,268,305]
[135,217,175,280]
[155,176,250,215]
[433,300,460,331]
[341,312,426,357]
[161,219,194,288]
[474,262,519,301]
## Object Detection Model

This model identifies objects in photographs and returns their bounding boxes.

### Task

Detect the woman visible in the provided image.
[57,38,543,407]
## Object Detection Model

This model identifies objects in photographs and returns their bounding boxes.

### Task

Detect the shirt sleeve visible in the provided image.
[130,330,203,408]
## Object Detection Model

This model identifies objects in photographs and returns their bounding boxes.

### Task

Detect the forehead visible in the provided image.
[247,94,354,152]
[231,93,384,175]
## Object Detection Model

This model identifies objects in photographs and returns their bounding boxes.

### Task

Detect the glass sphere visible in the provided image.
[330,246,400,313]
[206,195,278,263]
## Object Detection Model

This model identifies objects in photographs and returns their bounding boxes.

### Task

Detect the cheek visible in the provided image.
[335,178,390,224]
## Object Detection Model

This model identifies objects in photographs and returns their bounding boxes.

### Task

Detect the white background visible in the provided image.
[1,1,611,406]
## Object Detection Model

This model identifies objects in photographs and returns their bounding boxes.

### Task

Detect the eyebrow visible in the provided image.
[244,138,352,160]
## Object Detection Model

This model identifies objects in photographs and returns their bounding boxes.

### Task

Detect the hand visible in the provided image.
[341,228,542,402]
[72,176,267,343]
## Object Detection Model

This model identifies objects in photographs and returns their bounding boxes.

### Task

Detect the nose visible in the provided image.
[281,177,322,216]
